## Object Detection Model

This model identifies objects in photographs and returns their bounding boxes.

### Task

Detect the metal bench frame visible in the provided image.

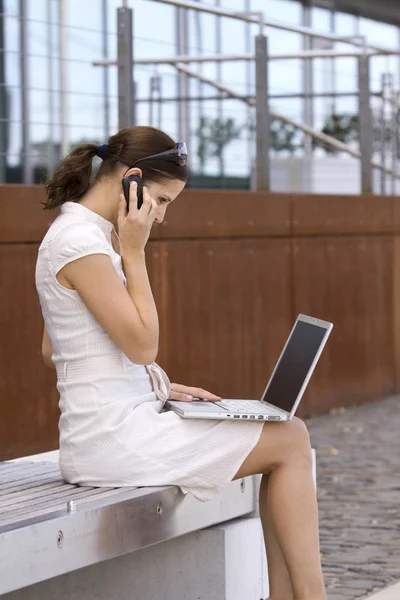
[0,460,258,595]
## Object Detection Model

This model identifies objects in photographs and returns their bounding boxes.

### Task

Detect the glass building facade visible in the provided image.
[1,0,400,192]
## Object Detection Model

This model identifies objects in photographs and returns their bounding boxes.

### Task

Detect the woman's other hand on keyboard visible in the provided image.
[169,383,222,403]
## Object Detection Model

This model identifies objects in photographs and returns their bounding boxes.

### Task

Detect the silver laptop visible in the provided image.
[166,314,333,422]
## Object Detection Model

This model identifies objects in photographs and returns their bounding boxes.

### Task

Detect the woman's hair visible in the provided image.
[43,126,188,210]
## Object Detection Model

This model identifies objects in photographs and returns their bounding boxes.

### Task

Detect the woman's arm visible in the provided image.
[59,253,159,365]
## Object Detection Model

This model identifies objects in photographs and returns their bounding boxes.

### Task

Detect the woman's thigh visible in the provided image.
[233,417,312,480]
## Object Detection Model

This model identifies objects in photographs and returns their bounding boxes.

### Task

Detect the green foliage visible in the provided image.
[195,109,399,164]
[270,118,298,154]
[248,113,300,154]
[196,116,242,172]
[313,113,359,154]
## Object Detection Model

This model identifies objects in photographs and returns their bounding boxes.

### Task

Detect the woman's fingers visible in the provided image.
[170,384,222,401]
[128,180,139,215]
[196,389,221,401]
[169,391,193,402]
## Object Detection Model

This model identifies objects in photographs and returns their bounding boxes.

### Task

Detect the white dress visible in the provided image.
[35,201,264,501]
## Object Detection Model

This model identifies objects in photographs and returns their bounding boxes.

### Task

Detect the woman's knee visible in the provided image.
[234,417,312,479]
[260,416,312,469]
[288,416,311,446]
[278,416,312,464]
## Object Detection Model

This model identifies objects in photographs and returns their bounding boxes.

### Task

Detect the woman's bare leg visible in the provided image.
[234,418,326,600]
[259,474,293,600]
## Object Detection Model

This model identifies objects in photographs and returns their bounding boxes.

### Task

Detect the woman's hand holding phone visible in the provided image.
[122,174,143,210]
[118,181,157,258]
[117,180,160,360]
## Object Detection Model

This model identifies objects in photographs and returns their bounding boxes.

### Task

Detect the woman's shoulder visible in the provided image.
[39,217,112,267]
[43,217,108,248]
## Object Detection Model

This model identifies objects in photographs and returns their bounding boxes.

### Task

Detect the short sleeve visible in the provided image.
[50,222,112,276]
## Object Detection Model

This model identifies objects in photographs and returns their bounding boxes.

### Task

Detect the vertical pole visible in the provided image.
[244,0,253,189]
[255,34,269,191]
[149,77,154,126]
[47,0,55,175]
[149,74,162,129]
[20,0,32,183]
[58,0,68,158]
[157,76,162,129]
[117,6,134,129]
[329,7,336,115]
[0,0,7,182]
[176,7,190,148]
[215,0,224,186]
[398,27,400,91]
[390,78,397,195]
[302,0,314,159]
[380,73,393,195]
[380,74,386,195]
[195,0,204,172]
[102,0,110,138]
[358,52,373,195]
[396,91,400,196]
[192,1,204,175]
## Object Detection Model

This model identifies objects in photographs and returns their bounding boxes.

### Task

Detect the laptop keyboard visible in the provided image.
[218,400,280,415]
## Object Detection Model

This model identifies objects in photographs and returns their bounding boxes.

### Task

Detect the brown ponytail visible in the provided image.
[42,126,188,211]
[42,143,99,210]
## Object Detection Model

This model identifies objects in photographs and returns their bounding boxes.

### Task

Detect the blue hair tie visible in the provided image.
[97,144,108,160]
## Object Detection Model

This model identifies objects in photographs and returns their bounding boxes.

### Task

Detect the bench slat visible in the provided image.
[0,462,59,484]
[0,474,62,496]
[0,486,117,525]
[0,480,74,506]
[0,486,141,529]
[0,463,142,530]
[0,463,108,526]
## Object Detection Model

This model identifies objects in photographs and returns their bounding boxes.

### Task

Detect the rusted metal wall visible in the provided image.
[1,186,399,460]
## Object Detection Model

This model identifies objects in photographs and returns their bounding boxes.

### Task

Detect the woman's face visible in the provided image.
[146,178,186,224]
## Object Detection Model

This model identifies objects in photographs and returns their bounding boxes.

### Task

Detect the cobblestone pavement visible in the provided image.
[305,396,400,600]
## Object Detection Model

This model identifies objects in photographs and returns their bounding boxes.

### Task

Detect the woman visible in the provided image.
[36,125,326,600]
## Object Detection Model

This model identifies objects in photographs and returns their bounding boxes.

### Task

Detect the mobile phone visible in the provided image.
[122,174,143,211]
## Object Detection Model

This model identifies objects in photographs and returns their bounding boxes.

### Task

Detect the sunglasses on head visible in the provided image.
[132,142,187,168]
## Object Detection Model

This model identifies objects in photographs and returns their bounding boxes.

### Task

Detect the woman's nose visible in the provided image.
[155,206,167,224]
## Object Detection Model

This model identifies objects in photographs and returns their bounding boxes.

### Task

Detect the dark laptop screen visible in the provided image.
[262,319,328,413]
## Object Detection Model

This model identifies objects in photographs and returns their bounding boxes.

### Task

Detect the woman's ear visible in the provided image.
[123,166,143,179]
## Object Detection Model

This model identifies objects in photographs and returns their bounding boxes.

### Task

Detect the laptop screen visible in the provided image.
[261,318,329,414]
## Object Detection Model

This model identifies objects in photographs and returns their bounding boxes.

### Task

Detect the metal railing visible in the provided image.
[92,3,400,194]
[151,0,394,55]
